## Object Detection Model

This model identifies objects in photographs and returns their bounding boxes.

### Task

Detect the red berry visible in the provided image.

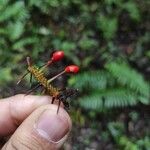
[65,65,79,73]
[51,51,64,62]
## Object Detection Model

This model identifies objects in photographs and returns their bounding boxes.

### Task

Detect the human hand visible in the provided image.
[0,94,72,150]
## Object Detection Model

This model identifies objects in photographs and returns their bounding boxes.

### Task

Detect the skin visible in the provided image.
[0,94,72,150]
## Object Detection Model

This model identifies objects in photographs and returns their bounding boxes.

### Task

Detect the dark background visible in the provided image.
[0,0,149,149]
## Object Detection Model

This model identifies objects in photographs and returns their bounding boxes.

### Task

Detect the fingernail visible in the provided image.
[35,110,69,142]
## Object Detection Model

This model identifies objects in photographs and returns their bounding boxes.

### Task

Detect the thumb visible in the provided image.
[2,104,72,150]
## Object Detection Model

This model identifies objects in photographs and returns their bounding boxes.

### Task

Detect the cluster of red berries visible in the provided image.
[48,51,79,74]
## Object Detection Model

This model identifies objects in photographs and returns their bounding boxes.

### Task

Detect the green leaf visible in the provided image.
[0,1,27,22]
[69,71,108,91]
[79,89,138,110]
[79,37,98,50]
[105,62,150,98]
[103,89,137,107]
[12,37,39,49]
[0,0,9,9]
[0,68,12,85]
[7,22,25,40]
[138,96,149,105]
[79,94,103,110]
[123,2,140,21]
[97,15,118,40]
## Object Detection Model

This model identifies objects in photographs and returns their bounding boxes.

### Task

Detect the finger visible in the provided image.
[0,94,52,136]
[2,105,72,150]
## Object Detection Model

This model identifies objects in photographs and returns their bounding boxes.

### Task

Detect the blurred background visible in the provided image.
[0,0,149,149]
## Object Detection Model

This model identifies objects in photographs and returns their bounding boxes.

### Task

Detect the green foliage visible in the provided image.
[0,1,28,22]
[70,61,150,110]
[79,36,98,50]
[105,62,149,98]
[108,122,138,150]
[122,1,140,21]
[108,122,150,150]
[79,89,138,111]
[69,71,108,91]
[0,0,149,149]
[96,16,118,40]
[0,0,148,87]
[0,68,12,85]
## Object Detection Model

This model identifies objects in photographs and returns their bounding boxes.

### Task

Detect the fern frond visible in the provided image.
[79,94,103,110]
[138,96,150,105]
[7,22,25,40]
[105,62,150,98]
[0,1,28,22]
[103,89,137,108]
[0,0,9,10]
[12,37,39,49]
[79,89,138,110]
[69,71,108,91]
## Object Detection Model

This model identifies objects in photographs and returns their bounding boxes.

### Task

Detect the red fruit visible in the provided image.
[65,65,79,73]
[51,51,64,62]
